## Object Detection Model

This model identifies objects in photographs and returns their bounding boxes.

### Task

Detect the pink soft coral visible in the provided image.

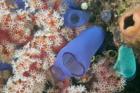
[90,57,126,93]
[0,1,87,93]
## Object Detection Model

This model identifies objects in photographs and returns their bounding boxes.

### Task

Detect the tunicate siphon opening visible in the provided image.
[108,50,117,57]
[124,15,134,29]
[51,66,66,80]
[70,14,80,24]
[63,52,85,76]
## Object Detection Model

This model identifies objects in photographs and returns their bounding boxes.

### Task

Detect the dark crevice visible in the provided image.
[124,15,134,29]
[71,14,80,24]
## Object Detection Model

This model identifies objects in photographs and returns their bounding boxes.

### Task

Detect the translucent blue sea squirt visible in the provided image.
[52,26,105,80]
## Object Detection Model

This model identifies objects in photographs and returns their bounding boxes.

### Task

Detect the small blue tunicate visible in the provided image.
[64,0,79,8]
[100,10,112,23]
[15,0,26,9]
[64,9,90,28]
[0,62,12,71]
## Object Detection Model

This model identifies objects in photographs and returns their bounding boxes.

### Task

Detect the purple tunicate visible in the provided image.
[51,26,105,80]
[64,9,90,28]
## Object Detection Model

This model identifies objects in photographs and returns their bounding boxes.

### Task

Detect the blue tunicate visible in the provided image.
[64,0,79,8]
[51,26,105,80]
[15,0,26,9]
[50,65,69,80]
[0,62,12,71]
[100,10,112,23]
[64,9,90,28]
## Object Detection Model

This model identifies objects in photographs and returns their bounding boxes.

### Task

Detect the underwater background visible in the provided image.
[1,0,140,93]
